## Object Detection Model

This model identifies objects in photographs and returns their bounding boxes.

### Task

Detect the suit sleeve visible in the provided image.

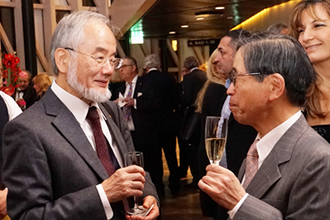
[2,121,107,220]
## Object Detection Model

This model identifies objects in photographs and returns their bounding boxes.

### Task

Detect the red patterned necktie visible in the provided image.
[243,139,259,189]
[123,83,133,120]
[87,107,115,175]
[86,107,129,212]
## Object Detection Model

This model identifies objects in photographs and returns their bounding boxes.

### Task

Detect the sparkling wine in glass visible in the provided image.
[124,151,148,216]
[205,116,228,165]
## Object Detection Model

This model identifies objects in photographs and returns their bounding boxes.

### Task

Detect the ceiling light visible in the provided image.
[181,25,188,28]
[169,31,176,34]
[215,6,225,10]
[196,17,204,20]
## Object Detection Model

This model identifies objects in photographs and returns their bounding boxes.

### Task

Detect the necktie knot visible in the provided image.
[247,142,258,157]
[87,107,99,121]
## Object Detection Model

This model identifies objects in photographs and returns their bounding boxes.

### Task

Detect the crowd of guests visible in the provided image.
[1,0,330,219]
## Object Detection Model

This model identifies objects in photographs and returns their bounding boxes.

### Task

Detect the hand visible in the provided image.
[123,97,134,107]
[0,188,8,218]
[102,165,145,203]
[126,196,159,220]
[198,164,246,210]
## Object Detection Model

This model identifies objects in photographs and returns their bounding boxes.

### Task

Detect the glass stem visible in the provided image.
[134,196,139,209]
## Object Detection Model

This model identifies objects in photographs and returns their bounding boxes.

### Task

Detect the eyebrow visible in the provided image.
[94,47,117,57]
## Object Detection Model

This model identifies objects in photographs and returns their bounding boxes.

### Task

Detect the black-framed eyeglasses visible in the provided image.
[64,47,123,69]
[229,69,260,86]
[120,64,133,69]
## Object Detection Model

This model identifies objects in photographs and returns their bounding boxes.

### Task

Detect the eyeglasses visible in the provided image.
[120,64,133,69]
[64,47,123,69]
[229,69,260,86]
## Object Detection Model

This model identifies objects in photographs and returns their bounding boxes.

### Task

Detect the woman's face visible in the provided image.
[33,83,41,93]
[298,4,330,65]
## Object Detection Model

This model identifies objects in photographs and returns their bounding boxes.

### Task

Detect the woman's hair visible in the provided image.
[289,0,330,118]
[32,73,52,96]
[195,49,226,113]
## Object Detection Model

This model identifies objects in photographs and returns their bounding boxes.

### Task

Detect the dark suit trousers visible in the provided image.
[157,132,180,192]
[131,131,164,197]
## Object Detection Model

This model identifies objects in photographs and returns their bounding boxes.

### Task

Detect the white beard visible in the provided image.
[67,61,111,103]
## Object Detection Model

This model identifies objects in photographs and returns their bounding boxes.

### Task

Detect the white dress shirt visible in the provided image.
[228,110,302,219]
[51,80,124,220]
[124,75,138,130]
[0,91,22,119]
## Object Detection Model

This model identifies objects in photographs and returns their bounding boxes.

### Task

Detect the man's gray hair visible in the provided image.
[144,54,161,69]
[50,11,112,76]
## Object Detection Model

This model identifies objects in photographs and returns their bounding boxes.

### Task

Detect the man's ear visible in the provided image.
[54,48,70,74]
[269,73,285,101]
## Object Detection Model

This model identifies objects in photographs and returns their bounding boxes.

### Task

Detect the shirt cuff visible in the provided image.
[228,193,249,219]
[134,99,137,109]
[96,184,113,220]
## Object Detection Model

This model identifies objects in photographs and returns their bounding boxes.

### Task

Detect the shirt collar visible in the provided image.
[51,79,101,125]
[147,68,158,73]
[126,75,138,86]
[256,110,302,167]
[190,67,199,72]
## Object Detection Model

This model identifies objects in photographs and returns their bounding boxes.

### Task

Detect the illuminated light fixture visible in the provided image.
[130,20,144,44]
[181,25,189,28]
[231,1,295,31]
[169,31,176,34]
[215,6,225,10]
[195,10,224,19]
[196,17,204,20]
[172,40,177,51]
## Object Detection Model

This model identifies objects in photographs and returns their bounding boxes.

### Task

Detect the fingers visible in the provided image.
[142,196,160,220]
[102,167,146,202]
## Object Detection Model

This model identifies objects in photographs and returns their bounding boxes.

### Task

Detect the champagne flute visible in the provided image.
[205,116,228,165]
[124,151,148,216]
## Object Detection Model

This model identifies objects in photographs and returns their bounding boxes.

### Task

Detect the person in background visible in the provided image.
[16,70,37,109]
[179,56,207,187]
[143,54,181,196]
[2,11,159,220]
[267,23,289,35]
[195,49,227,217]
[199,33,330,220]
[117,56,164,200]
[290,0,330,143]
[32,73,52,100]
[0,91,22,220]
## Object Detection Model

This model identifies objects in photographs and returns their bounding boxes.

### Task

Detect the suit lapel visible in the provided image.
[133,77,143,98]
[244,115,309,198]
[43,90,109,180]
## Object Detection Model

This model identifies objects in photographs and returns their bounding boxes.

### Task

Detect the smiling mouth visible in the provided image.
[305,44,321,50]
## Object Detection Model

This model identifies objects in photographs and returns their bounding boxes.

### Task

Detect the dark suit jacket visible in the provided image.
[119,76,161,134]
[21,85,37,108]
[144,70,177,133]
[233,115,330,220]
[181,69,207,108]
[2,89,158,220]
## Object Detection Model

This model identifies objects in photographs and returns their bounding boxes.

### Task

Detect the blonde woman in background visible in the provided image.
[32,73,51,100]
[195,49,226,114]
[290,0,330,142]
[196,49,228,217]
